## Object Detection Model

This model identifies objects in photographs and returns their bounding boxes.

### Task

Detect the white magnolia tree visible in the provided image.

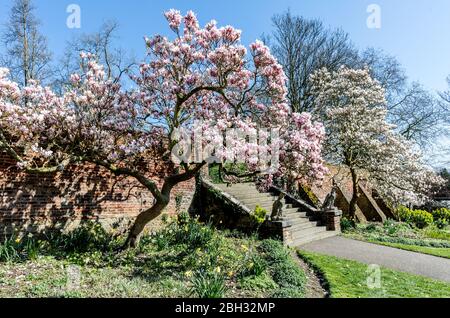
[310,66,443,219]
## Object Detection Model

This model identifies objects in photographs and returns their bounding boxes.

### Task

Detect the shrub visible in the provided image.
[340,217,355,232]
[383,219,405,235]
[252,205,268,225]
[153,232,172,251]
[271,260,306,289]
[431,208,450,227]
[258,239,289,265]
[365,223,377,232]
[434,218,449,230]
[149,213,215,251]
[191,270,227,298]
[397,206,433,229]
[46,221,114,254]
[272,286,304,298]
[239,254,267,278]
[177,211,191,225]
[176,220,214,248]
[238,271,277,291]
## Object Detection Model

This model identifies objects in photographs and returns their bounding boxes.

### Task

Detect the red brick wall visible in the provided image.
[0,152,195,235]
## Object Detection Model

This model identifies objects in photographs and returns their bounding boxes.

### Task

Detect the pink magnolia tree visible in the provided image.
[310,66,444,219]
[0,10,326,247]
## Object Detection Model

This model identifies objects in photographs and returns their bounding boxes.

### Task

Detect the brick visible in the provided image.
[0,152,195,235]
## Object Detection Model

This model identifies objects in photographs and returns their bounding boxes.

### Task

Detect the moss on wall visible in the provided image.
[298,184,321,208]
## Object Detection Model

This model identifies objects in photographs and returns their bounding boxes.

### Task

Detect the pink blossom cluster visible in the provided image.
[0,10,328,190]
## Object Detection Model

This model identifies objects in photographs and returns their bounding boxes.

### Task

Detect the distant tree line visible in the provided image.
[265,11,450,152]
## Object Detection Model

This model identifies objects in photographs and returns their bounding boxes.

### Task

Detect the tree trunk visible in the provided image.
[349,167,359,221]
[123,199,169,248]
[120,163,206,249]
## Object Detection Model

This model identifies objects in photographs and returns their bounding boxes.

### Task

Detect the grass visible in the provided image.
[369,241,450,259]
[0,215,307,298]
[342,220,450,259]
[424,227,450,241]
[297,250,450,298]
[0,256,184,298]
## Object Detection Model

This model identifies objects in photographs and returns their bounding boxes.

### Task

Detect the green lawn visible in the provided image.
[342,221,450,259]
[368,241,450,259]
[297,250,450,298]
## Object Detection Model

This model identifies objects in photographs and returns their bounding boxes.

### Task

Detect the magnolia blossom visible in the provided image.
[135,9,326,185]
[0,10,326,246]
[310,66,444,208]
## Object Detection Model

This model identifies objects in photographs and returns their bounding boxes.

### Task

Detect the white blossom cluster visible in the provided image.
[310,66,444,206]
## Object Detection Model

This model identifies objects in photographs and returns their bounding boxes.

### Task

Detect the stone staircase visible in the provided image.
[215,182,338,246]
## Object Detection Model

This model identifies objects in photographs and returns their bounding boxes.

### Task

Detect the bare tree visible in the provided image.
[55,20,135,91]
[266,11,359,114]
[359,48,406,104]
[361,48,448,148]
[441,77,450,103]
[389,83,446,148]
[268,11,447,149]
[1,0,52,87]
[438,77,450,161]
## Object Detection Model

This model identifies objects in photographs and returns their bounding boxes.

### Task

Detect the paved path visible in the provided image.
[299,236,450,282]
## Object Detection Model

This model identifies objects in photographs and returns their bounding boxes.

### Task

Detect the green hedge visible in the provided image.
[397,206,433,229]
[431,208,450,223]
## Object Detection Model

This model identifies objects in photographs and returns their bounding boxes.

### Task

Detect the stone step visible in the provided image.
[245,203,299,212]
[291,225,328,241]
[283,209,309,218]
[232,193,274,201]
[240,197,277,206]
[285,214,312,222]
[290,221,321,233]
[215,182,338,247]
[225,190,264,198]
[228,187,260,193]
[284,212,317,221]
[283,207,302,214]
[286,216,318,226]
[289,231,338,247]
[216,183,258,191]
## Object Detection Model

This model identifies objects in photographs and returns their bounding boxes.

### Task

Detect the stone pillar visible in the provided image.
[324,209,342,232]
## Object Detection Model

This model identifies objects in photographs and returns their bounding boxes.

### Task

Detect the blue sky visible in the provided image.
[0,0,449,165]
[1,0,450,93]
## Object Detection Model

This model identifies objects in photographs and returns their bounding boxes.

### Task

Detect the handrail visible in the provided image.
[269,185,320,214]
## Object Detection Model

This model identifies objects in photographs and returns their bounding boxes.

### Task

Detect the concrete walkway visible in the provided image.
[299,236,450,282]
